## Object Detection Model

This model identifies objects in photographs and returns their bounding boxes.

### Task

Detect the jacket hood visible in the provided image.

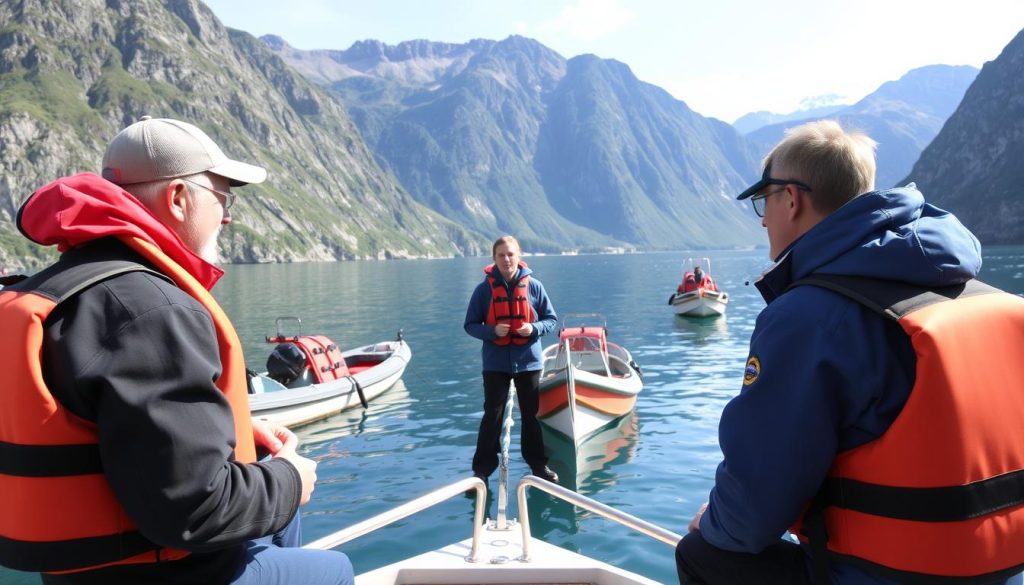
[758,185,981,301]
[18,173,223,289]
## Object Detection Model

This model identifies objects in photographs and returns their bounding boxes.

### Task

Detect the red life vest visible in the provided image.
[0,236,256,574]
[484,262,536,346]
[681,273,697,293]
[265,334,350,383]
[788,275,1024,583]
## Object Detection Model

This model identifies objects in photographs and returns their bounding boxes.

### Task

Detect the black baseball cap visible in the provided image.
[737,165,812,200]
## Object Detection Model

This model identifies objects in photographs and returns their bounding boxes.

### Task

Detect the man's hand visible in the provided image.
[689,502,708,533]
[253,419,317,505]
[495,323,511,337]
[252,419,294,456]
[273,431,318,506]
[514,322,534,337]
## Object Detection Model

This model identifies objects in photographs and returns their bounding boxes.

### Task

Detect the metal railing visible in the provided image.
[305,473,681,568]
[304,374,681,570]
[516,474,682,561]
[495,384,517,530]
[303,475,488,562]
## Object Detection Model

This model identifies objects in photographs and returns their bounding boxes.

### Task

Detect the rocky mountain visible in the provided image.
[0,0,483,270]
[746,65,978,190]
[732,95,849,134]
[903,28,1024,245]
[266,35,765,251]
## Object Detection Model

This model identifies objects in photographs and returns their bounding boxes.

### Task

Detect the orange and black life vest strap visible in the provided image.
[0,273,27,286]
[0,441,102,477]
[785,274,997,320]
[818,470,1024,522]
[0,531,161,574]
[3,240,170,300]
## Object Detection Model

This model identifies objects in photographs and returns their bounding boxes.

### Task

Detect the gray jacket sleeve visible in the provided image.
[43,271,300,551]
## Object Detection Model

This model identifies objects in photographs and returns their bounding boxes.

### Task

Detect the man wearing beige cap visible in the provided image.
[0,117,353,584]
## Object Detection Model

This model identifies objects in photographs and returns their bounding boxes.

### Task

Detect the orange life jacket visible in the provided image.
[0,236,256,574]
[788,275,1024,583]
[682,273,697,293]
[484,262,536,346]
[700,274,718,292]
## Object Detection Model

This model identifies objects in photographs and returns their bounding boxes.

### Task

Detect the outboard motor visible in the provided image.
[266,343,308,387]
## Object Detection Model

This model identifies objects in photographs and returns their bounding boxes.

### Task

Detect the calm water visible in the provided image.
[4,246,1023,584]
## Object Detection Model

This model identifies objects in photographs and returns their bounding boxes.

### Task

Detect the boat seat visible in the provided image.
[568,351,611,377]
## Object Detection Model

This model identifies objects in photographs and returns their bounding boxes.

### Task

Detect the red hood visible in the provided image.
[18,173,223,289]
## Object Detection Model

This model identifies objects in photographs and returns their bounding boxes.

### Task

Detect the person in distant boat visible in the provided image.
[0,117,353,585]
[692,265,705,287]
[464,235,560,487]
[677,120,1024,585]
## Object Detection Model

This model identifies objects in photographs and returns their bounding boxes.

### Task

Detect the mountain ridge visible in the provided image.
[744,64,979,190]
[268,34,766,251]
[0,0,484,270]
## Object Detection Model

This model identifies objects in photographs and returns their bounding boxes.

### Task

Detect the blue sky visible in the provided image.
[203,0,1024,123]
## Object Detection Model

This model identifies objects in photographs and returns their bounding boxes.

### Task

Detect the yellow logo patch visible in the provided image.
[743,356,760,386]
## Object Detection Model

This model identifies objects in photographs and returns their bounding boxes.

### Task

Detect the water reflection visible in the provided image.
[543,411,640,495]
[205,249,1024,585]
[298,380,413,445]
[671,312,729,344]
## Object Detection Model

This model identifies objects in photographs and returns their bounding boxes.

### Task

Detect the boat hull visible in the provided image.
[670,289,728,316]
[250,340,411,428]
[538,346,642,445]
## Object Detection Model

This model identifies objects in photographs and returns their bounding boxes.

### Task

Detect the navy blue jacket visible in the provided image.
[700,185,983,583]
[464,264,558,374]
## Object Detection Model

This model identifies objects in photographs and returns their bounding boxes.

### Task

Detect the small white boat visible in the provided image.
[249,317,411,428]
[538,314,644,446]
[669,257,728,317]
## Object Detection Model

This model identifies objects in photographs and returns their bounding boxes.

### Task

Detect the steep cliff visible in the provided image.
[0,0,483,269]
[904,29,1024,244]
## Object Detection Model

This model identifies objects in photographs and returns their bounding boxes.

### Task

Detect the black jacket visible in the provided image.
[39,242,300,584]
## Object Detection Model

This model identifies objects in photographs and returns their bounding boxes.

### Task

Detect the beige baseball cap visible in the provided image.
[101,116,267,186]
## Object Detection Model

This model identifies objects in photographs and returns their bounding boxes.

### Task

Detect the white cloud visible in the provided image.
[536,0,633,42]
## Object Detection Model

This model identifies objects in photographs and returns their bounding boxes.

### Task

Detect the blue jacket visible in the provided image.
[699,185,983,583]
[464,264,558,374]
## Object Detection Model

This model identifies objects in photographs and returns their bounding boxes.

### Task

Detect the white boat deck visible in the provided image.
[307,476,678,585]
[356,521,658,584]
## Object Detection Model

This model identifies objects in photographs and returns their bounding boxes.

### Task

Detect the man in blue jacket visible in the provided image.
[677,120,1024,584]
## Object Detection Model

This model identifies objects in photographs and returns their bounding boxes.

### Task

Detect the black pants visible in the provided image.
[471,370,547,477]
[676,530,811,585]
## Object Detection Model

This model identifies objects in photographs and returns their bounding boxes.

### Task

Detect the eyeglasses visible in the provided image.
[750,179,812,217]
[183,178,236,210]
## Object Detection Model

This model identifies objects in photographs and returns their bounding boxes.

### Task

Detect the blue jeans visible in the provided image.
[229,514,353,585]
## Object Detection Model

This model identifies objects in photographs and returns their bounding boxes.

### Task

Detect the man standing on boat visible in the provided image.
[465,235,560,487]
[677,120,1024,584]
[0,117,353,584]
